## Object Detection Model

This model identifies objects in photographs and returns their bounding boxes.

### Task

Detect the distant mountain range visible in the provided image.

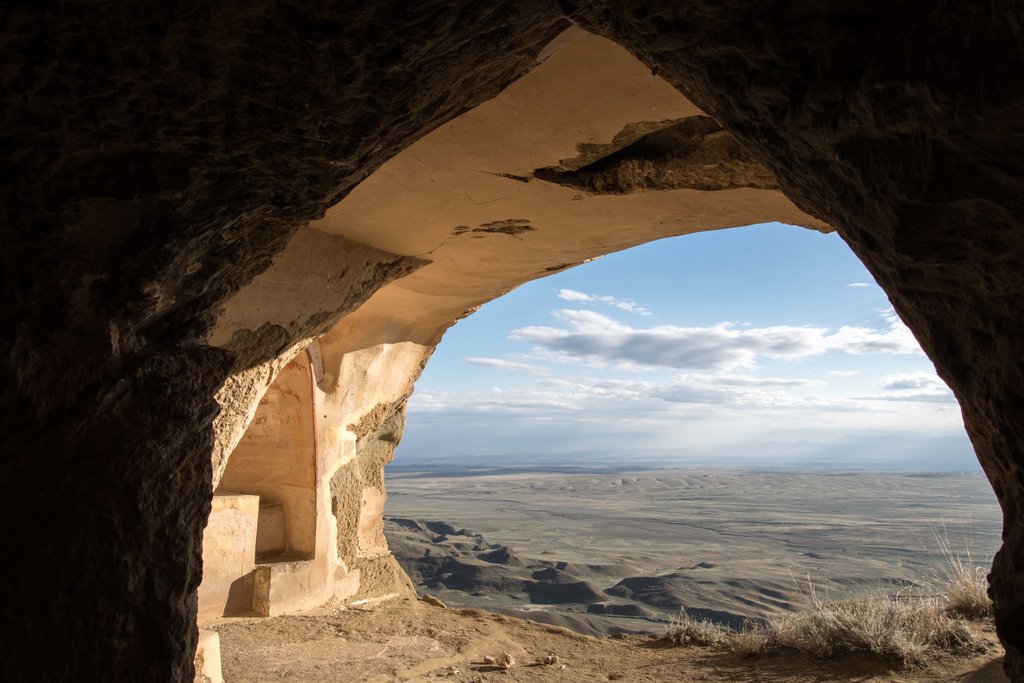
[392,432,981,473]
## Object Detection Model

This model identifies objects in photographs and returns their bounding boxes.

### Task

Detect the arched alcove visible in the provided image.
[217,352,317,562]
[198,351,319,620]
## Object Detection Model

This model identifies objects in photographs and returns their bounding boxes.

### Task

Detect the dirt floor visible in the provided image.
[210,597,1008,682]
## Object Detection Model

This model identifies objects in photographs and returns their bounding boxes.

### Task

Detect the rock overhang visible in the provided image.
[197,28,833,652]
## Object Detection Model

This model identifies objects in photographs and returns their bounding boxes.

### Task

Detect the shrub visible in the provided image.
[942,563,992,620]
[730,621,772,657]
[662,609,729,646]
[660,560,992,668]
[933,530,993,620]
[765,591,985,667]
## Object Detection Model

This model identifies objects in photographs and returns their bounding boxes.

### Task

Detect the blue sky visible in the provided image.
[395,222,976,471]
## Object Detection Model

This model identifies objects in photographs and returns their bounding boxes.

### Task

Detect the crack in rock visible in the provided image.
[452,219,536,236]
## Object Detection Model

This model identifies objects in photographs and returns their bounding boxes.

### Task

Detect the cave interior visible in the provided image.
[2,2,1024,681]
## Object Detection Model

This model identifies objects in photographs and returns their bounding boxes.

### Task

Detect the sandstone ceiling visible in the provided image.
[306,31,827,353]
[2,2,1023,682]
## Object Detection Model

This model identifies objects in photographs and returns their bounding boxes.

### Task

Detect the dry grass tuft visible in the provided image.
[667,572,990,668]
[942,563,992,620]
[661,536,995,668]
[730,621,772,657]
[933,530,993,620]
[662,610,729,647]
[765,591,985,667]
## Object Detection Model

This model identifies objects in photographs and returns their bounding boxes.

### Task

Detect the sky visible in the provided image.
[394,222,977,471]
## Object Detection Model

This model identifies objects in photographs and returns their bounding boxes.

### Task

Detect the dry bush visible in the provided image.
[942,563,992,620]
[662,540,994,668]
[764,591,986,667]
[662,609,729,647]
[933,530,993,620]
[661,589,986,666]
[730,621,772,657]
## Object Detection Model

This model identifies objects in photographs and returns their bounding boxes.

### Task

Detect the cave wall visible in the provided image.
[0,2,568,680]
[4,2,1024,681]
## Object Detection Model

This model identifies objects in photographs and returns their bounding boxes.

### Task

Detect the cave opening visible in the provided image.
[380,222,1003,635]
[5,4,1023,680]
[190,23,1020,676]
[198,222,1005,680]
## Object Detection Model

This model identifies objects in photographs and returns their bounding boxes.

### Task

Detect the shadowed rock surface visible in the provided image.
[534,115,777,193]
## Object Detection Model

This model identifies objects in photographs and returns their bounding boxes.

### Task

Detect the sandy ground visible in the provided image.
[211,597,1008,682]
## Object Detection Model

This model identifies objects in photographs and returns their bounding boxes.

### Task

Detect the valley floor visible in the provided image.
[211,597,1007,682]
[384,468,1002,636]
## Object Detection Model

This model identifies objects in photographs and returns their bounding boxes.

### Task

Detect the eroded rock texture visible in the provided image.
[332,399,415,603]
[3,1,1024,681]
[565,1,1024,676]
[534,115,778,193]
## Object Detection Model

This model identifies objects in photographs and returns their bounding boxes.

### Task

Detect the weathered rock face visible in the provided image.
[2,3,1023,682]
[534,114,779,193]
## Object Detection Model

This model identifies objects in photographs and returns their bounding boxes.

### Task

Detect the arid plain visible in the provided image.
[384,468,1002,636]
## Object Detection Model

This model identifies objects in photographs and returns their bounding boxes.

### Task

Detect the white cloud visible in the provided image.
[709,374,818,387]
[557,288,652,316]
[465,357,540,373]
[827,308,920,355]
[846,282,871,288]
[833,371,957,404]
[874,392,957,404]
[405,349,968,469]
[404,301,968,469]
[409,370,960,428]
[879,372,954,406]
[882,372,946,391]
[557,289,592,302]
[510,308,922,371]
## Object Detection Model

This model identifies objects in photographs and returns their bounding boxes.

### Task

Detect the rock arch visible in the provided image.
[2,3,1023,682]
[194,30,827,649]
